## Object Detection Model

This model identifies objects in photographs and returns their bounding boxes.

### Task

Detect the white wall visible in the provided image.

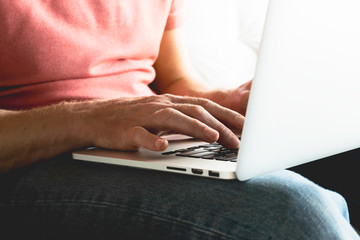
[184,0,269,88]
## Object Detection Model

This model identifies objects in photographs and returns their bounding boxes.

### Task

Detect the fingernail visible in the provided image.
[154,138,166,149]
[205,128,219,142]
[230,135,240,148]
[236,115,245,128]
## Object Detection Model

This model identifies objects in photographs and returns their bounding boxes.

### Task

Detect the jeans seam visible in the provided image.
[9,199,259,240]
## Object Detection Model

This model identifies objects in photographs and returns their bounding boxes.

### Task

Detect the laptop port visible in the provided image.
[167,166,186,172]
[191,168,204,175]
[209,171,220,177]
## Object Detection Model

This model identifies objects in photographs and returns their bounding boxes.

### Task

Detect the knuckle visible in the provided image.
[197,97,213,108]
[240,90,250,98]
[218,123,231,136]
[149,94,176,106]
[146,95,159,102]
[190,118,204,132]
[129,126,142,135]
[162,93,175,99]
[159,94,176,104]
[198,121,209,133]
[142,95,167,104]
[155,107,177,121]
[137,100,171,112]
[161,107,177,115]
[122,127,143,149]
[192,105,206,115]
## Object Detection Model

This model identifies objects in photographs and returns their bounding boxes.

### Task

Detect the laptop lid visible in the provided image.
[236,0,360,180]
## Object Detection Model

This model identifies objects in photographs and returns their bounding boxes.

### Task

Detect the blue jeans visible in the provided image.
[292,147,360,228]
[0,153,359,239]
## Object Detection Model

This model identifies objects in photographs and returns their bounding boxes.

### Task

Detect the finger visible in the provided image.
[241,80,252,90]
[120,94,245,131]
[171,104,240,148]
[147,108,220,144]
[166,94,245,130]
[127,126,169,151]
[239,90,251,115]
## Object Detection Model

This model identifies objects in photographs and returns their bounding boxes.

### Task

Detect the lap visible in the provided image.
[0,153,358,240]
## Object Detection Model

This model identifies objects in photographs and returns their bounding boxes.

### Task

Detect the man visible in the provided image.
[0,1,358,239]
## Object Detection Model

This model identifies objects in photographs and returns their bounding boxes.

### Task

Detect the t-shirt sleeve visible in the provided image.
[165,0,187,30]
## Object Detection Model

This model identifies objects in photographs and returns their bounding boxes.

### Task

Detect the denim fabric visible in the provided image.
[292,147,360,230]
[0,153,359,240]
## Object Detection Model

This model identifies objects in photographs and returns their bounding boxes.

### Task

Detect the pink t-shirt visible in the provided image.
[0,0,185,110]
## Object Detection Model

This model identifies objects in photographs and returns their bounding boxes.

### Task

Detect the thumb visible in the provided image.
[126,126,168,151]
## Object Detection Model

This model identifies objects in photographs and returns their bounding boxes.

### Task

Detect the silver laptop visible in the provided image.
[73,0,360,181]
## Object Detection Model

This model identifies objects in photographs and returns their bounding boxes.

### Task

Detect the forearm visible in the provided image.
[0,102,90,172]
[152,28,230,105]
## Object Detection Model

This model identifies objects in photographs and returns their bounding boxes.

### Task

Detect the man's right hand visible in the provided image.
[83,94,243,152]
[0,94,243,172]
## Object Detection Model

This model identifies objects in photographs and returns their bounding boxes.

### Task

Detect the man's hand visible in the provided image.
[152,28,252,117]
[85,94,243,152]
[0,94,243,172]
[211,80,252,116]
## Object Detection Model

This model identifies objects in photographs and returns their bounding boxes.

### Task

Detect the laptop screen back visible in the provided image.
[236,0,360,180]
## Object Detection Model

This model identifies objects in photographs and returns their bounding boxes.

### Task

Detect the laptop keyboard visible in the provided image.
[161,142,239,162]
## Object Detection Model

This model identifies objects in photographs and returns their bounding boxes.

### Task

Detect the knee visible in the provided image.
[244,170,354,238]
[249,170,347,218]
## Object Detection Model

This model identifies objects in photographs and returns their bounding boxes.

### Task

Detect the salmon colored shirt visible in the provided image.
[0,0,185,110]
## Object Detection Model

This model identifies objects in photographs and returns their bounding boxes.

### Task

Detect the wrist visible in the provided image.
[0,101,96,171]
[64,100,98,148]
